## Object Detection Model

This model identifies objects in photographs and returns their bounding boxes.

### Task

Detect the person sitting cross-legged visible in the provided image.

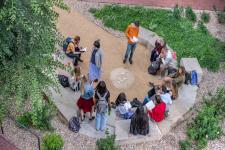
[130,106,149,135]
[115,92,134,119]
[147,95,166,123]
[66,36,83,66]
[163,66,185,99]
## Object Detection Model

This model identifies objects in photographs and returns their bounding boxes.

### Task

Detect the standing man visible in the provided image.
[123,21,140,64]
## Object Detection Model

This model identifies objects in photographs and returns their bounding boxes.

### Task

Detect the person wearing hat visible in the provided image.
[123,21,140,64]
[66,36,83,66]
[89,40,103,82]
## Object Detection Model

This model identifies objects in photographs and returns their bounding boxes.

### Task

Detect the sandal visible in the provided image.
[89,116,95,121]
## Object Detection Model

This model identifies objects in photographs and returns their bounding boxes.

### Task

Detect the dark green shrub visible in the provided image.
[42,133,64,150]
[185,6,196,22]
[218,12,225,23]
[173,4,182,19]
[16,112,33,128]
[201,12,210,23]
[179,140,191,150]
[96,129,118,150]
[197,21,208,34]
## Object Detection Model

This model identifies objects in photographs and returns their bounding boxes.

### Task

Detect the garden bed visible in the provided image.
[90,5,225,71]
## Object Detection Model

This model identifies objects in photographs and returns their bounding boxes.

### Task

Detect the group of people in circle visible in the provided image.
[62,20,186,135]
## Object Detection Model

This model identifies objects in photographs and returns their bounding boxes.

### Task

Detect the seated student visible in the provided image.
[159,48,177,77]
[143,83,161,105]
[130,106,149,135]
[163,66,185,99]
[150,39,166,62]
[66,36,83,66]
[77,75,95,121]
[115,92,134,119]
[69,67,82,92]
[160,85,172,113]
[147,95,166,122]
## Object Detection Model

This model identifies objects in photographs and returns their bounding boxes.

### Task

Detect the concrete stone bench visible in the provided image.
[180,58,203,83]
[138,26,172,51]
[115,119,162,145]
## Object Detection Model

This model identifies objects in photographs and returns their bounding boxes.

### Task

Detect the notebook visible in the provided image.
[145,100,155,110]
[80,47,87,52]
[131,37,139,43]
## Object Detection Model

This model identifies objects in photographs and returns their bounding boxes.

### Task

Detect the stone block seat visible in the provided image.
[48,27,202,145]
[180,58,203,83]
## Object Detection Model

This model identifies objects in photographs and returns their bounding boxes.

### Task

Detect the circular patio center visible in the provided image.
[110,67,135,89]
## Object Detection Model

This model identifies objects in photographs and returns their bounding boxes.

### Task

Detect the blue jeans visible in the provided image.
[124,43,137,60]
[95,112,107,131]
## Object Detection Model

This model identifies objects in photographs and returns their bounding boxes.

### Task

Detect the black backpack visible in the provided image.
[150,48,159,62]
[184,72,191,85]
[148,61,160,75]
[68,116,80,133]
[58,75,69,88]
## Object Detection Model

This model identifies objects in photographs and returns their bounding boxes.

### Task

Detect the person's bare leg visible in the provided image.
[80,109,84,121]
[163,77,173,89]
[89,107,95,120]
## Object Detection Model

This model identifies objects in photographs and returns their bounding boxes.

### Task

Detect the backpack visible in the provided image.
[184,72,191,85]
[130,98,142,108]
[68,116,80,133]
[63,37,73,52]
[191,70,198,85]
[58,75,69,88]
[148,61,160,75]
[96,91,108,113]
[150,48,159,62]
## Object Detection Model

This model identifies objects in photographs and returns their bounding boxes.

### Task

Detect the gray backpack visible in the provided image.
[96,91,108,113]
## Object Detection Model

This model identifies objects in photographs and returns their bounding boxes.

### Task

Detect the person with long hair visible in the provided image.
[69,67,82,92]
[163,66,186,99]
[77,75,95,121]
[148,95,166,122]
[94,81,110,131]
[89,40,103,82]
[130,106,149,135]
[115,92,134,119]
[150,39,166,62]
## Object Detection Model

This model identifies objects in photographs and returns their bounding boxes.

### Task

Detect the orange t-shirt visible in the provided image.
[125,24,139,44]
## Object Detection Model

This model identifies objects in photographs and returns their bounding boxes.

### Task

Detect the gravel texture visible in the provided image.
[1,1,225,150]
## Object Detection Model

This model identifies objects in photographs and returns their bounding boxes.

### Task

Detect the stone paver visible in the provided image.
[86,0,225,11]
[115,119,162,145]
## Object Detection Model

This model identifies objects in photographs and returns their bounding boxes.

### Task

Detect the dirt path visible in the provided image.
[55,7,159,101]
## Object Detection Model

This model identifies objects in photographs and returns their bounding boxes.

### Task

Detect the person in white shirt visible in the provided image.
[160,86,172,112]
[160,48,177,77]
[115,92,134,119]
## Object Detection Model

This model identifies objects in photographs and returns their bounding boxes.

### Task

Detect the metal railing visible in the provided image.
[1,116,41,150]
